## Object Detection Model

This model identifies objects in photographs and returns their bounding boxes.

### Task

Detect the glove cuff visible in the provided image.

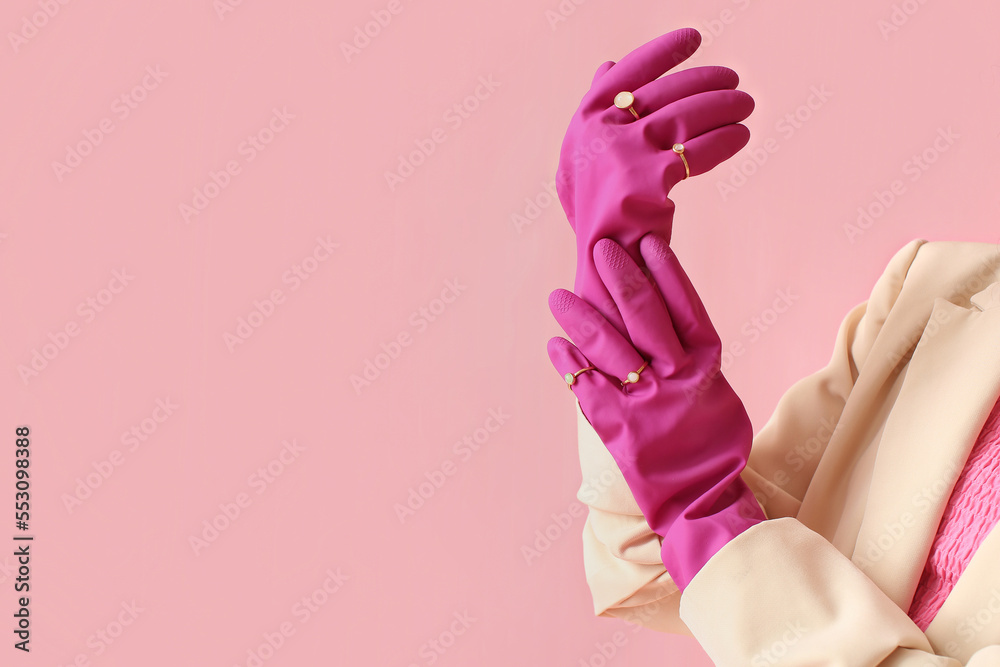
[659,479,766,591]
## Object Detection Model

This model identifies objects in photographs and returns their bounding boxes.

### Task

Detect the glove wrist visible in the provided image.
[658,478,765,590]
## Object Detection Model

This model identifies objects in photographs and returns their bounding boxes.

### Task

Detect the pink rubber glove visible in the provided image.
[547,233,765,591]
[556,27,753,335]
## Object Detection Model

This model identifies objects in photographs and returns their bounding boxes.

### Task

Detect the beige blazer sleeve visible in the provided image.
[680,517,1000,666]
[575,238,926,635]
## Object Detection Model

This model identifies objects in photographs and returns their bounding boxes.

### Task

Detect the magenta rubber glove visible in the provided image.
[556,27,753,335]
[547,233,765,591]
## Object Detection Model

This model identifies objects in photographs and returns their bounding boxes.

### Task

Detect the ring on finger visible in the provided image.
[620,360,649,387]
[565,366,597,388]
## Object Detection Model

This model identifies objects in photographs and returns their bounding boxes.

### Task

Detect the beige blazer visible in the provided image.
[576,238,1000,665]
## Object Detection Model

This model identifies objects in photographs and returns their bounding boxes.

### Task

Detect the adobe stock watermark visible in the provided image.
[350,277,467,394]
[61,398,178,514]
[877,0,933,40]
[574,601,671,665]
[944,245,1000,307]
[223,236,340,352]
[394,407,510,524]
[576,601,675,665]
[547,0,753,36]
[577,631,628,667]
[8,0,73,54]
[512,123,626,235]
[554,258,797,404]
[683,0,756,54]
[684,287,800,404]
[510,179,561,235]
[853,459,962,572]
[17,268,134,385]
[214,0,249,21]
[521,503,587,566]
[404,611,476,667]
[663,0,758,64]
[781,415,838,477]
[179,107,295,223]
[548,246,665,356]
[188,439,306,556]
[746,413,841,514]
[384,75,501,192]
[953,586,1000,650]
[51,66,168,182]
[884,306,951,367]
[756,246,1000,506]
[521,466,619,566]
[340,0,415,63]
[551,249,789,406]
[717,84,833,201]
[844,127,959,244]
[232,568,350,667]
[750,621,808,666]
[617,599,665,632]
[53,601,144,666]
[544,0,592,31]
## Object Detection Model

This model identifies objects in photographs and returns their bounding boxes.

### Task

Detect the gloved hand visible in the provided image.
[556,27,753,335]
[547,233,765,591]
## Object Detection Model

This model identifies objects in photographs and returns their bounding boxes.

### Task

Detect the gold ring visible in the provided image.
[614,91,640,120]
[672,143,690,179]
[565,366,597,388]
[621,361,648,387]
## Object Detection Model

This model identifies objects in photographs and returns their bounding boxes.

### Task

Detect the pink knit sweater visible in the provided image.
[907,392,1000,630]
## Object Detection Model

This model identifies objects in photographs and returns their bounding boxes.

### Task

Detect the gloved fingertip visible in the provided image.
[592,60,615,84]
[546,336,579,370]
[712,65,739,89]
[549,288,576,314]
[677,26,701,44]
[546,336,567,356]
[641,233,672,267]
[594,238,627,270]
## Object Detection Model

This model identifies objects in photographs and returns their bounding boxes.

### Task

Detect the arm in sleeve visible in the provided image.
[680,518,1000,666]
[575,238,928,634]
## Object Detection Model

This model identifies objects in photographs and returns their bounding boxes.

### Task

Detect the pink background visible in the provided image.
[1,0,999,664]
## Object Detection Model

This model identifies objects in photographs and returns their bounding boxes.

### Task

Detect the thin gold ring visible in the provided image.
[672,143,690,179]
[614,91,640,120]
[565,366,597,388]
[621,361,649,387]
